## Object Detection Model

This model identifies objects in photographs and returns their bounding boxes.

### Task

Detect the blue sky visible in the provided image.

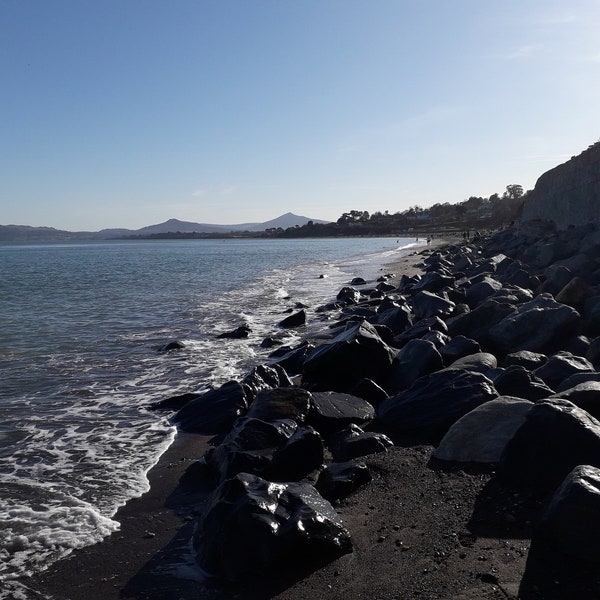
[2,0,599,230]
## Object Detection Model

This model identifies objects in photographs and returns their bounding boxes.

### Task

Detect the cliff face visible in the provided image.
[522,142,600,228]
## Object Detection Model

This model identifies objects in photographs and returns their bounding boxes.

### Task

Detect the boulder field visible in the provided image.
[157,220,600,598]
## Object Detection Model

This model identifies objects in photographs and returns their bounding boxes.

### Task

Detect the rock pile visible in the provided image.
[159,220,600,595]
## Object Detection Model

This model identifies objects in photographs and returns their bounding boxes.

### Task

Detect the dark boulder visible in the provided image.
[410,271,455,294]
[195,472,352,581]
[270,341,315,375]
[151,391,201,411]
[421,329,451,348]
[387,339,443,393]
[393,316,448,347]
[278,310,306,328]
[535,464,600,562]
[336,286,362,304]
[503,350,547,370]
[551,382,600,420]
[302,321,396,391]
[412,290,455,320]
[556,372,600,393]
[308,391,375,434]
[487,294,581,356]
[493,366,554,401]
[556,276,594,308]
[533,351,595,390]
[370,305,413,335]
[588,336,600,367]
[434,396,532,463]
[377,369,498,441]
[439,335,481,366]
[246,387,312,424]
[174,381,248,434]
[268,426,325,481]
[242,364,292,403]
[204,417,297,481]
[315,461,372,503]
[584,296,600,335]
[349,378,389,407]
[465,276,503,308]
[444,352,497,375]
[350,277,367,286]
[326,424,393,461]
[218,324,252,339]
[446,299,515,344]
[158,340,185,352]
[500,399,600,494]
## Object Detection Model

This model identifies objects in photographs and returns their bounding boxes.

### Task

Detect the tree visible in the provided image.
[503,184,523,200]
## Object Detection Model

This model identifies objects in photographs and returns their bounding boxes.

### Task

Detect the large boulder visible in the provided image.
[500,399,600,494]
[550,382,600,420]
[493,366,554,400]
[533,351,596,390]
[326,424,393,461]
[377,369,498,441]
[444,352,497,375]
[246,387,313,424]
[412,290,455,320]
[278,310,306,328]
[308,391,375,434]
[434,396,533,463]
[465,276,503,308]
[315,461,372,503]
[487,294,581,356]
[242,364,293,403]
[302,321,396,391]
[370,304,413,335]
[204,417,297,482]
[386,339,444,393]
[195,473,352,581]
[535,464,600,562]
[438,335,482,366]
[174,381,248,434]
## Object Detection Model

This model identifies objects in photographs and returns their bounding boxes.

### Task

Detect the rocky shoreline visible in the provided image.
[30,223,600,599]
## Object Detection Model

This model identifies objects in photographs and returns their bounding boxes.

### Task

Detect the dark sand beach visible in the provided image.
[28,229,598,600]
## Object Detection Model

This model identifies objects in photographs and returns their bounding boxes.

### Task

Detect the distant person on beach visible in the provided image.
[426,236,431,245]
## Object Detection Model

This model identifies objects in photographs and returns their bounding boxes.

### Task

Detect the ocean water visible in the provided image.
[0,236,418,596]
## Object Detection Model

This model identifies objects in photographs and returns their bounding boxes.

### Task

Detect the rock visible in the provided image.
[376,281,396,292]
[420,329,451,348]
[444,352,498,375]
[533,351,595,390]
[336,286,362,304]
[269,426,325,481]
[584,296,600,335]
[174,381,248,434]
[487,294,581,356]
[387,339,443,393]
[242,364,292,403]
[204,417,297,481]
[588,336,600,367]
[393,316,448,346]
[308,391,375,434]
[349,378,389,406]
[315,461,372,503]
[278,310,306,328]
[377,369,498,441]
[446,299,515,344]
[270,342,315,375]
[350,277,367,286]
[503,350,547,370]
[302,321,396,391]
[218,324,252,339]
[465,276,503,308]
[438,335,481,366]
[370,304,413,335]
[536,464,600,561]
[151,391,201,411]
[410,271,455,293]
[195,472,352,581]
[500,399,600,494]
[493,366,554,401]
[550,382,600,420]
[326,424,393,461]
[555,276,594,307]
[556,372,600,393]
[539,264,573,296]
[434,396,533,463]
[246,387,313,424]
[158,340,185,352]
[412,290,456,320]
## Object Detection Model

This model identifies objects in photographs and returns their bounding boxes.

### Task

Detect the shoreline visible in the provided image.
[24,240,450,600]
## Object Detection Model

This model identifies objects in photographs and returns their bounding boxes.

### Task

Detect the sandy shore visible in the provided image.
[25,235,531,600]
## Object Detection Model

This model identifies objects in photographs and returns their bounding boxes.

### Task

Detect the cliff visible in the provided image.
[522,142,600,228]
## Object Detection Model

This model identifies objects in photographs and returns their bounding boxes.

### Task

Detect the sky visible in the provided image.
[1,0,600,231]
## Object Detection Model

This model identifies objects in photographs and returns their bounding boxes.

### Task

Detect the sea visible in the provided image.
[0,236,418,598]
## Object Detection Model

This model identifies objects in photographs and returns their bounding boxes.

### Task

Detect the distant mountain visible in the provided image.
[0,213,331,242]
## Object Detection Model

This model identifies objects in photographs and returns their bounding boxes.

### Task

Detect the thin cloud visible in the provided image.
[191,189,206,197]
[220,185,237,195]
[492,44,544,60]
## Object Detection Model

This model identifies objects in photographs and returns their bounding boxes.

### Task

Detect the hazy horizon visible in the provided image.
[2,1,599,231]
